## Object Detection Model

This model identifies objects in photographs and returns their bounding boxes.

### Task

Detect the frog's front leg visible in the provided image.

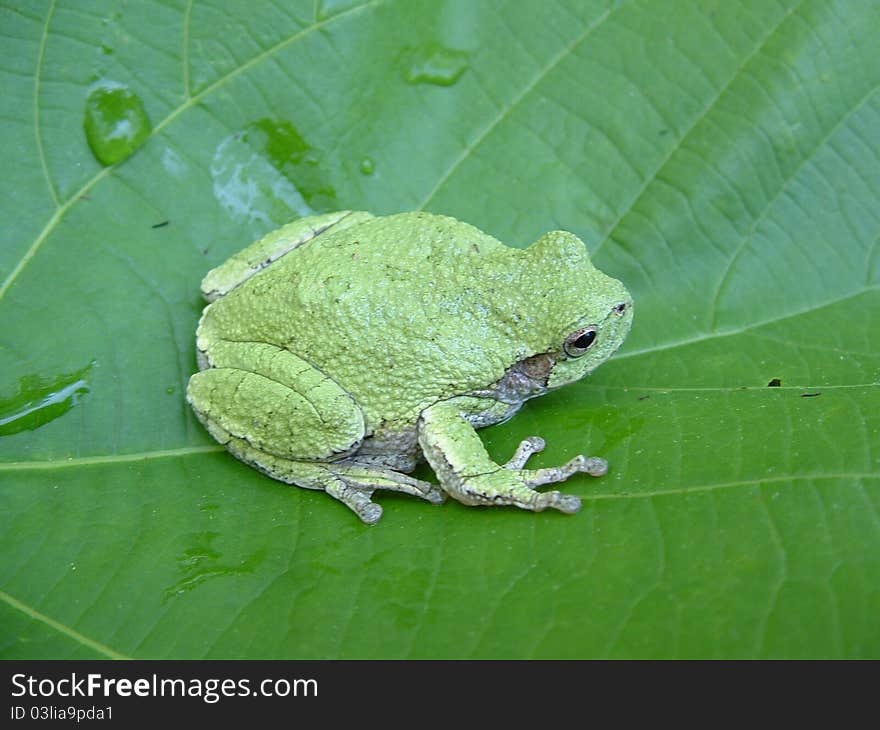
[418,397,607,514]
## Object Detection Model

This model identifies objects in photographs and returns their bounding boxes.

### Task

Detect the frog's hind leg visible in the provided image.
[220,436,441,525]
[324,481,383,525]
[319,462,446,525]
[330,461,445,505]
[218,435,381,523]
[200,210,374,301]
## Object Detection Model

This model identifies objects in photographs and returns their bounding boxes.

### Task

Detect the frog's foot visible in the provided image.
[218,435,442,524]
[451,455,609,515]
[524,454,608,485]
[419,399,609,517]
[503,436,607,481]
[323,463,445,525]
[501,436,607,513]
[324,481,384,525]
[521,455,608,513]
[452,467,582,514]
[329,461,446,506]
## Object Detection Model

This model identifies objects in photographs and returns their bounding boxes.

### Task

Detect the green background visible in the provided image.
[1,0,878,658]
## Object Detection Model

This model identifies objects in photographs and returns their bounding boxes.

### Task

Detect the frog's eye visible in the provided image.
[563,327,598,358]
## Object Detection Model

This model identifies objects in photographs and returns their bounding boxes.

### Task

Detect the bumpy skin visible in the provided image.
[187,211,633,524]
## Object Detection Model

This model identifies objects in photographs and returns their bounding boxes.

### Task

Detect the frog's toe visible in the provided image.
[503,436,546,470]
[523,454,608,486]
[555,494,582,514]
[576,455,608,477]
[558,454,608,476]
[358,502,384,525]
[324,480,384,524]
[424,486,447,505]
[536,490,582,514]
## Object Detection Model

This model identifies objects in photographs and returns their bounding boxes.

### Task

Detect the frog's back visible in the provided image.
[201,212,527,423]
[296,211,507,269]
[242,211,518,336]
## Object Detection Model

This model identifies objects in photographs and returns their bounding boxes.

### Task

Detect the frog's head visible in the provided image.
[518,230,633,391]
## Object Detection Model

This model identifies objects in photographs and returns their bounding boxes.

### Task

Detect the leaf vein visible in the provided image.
[182,0,193,98]
[614,284,880,361]
[593,0,806,257]
[0,445,224,472]
[415,2,620,211]
[0,0,381,303]
[752,492,787,657]
[0,589,129,660]
[33,0,57,207]
[708,81,880,329]
[583,471,880,503]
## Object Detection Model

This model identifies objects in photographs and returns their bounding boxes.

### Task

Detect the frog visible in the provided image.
[187,211,633,524]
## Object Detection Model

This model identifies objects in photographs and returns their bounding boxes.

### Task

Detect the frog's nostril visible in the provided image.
[613,302,627,316]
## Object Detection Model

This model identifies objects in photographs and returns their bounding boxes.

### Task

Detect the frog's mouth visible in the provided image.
[471,353,557,404]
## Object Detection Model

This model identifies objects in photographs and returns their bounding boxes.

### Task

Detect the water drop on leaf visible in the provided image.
[83,81,152,166]
[404,45,469,86]
[211,118,337,229]
[0,363,94,436]
[244,119,338,212]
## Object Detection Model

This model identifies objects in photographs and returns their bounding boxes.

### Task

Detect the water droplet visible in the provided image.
[245,118,337,211]
[83,81,152,166]
[161,147,186,178]
[162,531,266,602]
[166,386,175,395]
[211,135,309,229]
[210,118,337,230]
[359,157,375,175]
[404,45,469,86]
[0,362,94,437]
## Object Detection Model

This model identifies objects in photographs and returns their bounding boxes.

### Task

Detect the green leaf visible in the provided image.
[1,0,878,659]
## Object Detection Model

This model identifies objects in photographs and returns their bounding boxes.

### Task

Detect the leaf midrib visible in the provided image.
[2,445,876,500]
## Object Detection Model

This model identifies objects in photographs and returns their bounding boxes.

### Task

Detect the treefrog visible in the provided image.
[187,211,633,524]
